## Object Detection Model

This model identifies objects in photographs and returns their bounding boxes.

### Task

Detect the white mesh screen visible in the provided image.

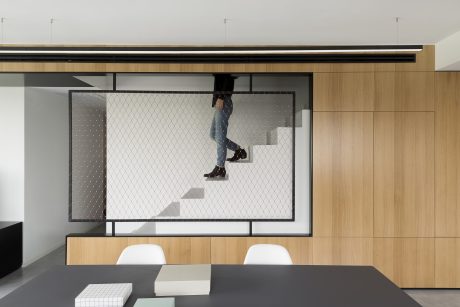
[70,91,295,221]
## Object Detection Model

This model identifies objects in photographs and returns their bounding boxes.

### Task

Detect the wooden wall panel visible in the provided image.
[0,61,416,74]
[374,72,394,111]
[314,71,435,112]
[66,237,211,265]
[210,237,312,265]
[374,72,435,111]
[394,72,435,111]
[373,238,435,288]
[312,238,373,265]
[313,73,375,111]
[435,72,460,237]
[435,238,460,287]
[311,63,375,73]
[374,112,434,237]
[313,112,373,237]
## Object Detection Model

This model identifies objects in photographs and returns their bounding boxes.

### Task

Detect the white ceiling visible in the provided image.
[1,0,460,46]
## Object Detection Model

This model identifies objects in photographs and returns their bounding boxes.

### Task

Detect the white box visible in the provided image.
[154,264,211,296]
[75,283,132,307]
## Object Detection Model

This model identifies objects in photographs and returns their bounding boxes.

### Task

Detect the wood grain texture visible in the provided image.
[311,63,375,73]
[66,237,210,265]
[373,238,435,288]
[394,72,435,111]
[210,237,312,265]
[312,238,373,265]
[313,112,374,237]
[0,62,397,73]
[435,72,460,237]
[0,62,373,73]
[374,112,435,237]
[374,72,435,111]
[313,73,375,111]
[435,238,460,287]
[314,70,435,112]
[374,72,395,111]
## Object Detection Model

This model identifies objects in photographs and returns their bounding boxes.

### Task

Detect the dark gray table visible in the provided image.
[0,265,420,307]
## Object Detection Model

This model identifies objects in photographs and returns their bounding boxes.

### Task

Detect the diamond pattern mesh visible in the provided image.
[70,91,294,221]
[71,93,106,220]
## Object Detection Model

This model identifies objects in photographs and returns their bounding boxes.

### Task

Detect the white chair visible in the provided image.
[244,244,293,265]
[116,244,166,265]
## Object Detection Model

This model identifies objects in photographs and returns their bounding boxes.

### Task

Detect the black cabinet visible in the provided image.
[0,222,22,278]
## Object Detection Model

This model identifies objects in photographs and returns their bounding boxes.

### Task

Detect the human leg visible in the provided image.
[209,112,216,141]
[214,103,231,167]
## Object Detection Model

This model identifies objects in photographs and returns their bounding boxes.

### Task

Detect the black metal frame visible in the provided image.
[308,76,314,237]
[69,89,297,223]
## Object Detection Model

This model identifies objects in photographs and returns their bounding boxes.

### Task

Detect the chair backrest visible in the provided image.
[244,244,293,265]
[116,244,166,265]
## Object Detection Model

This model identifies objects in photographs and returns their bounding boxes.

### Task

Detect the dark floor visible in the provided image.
[0,245,65,299]
[0,224,105,299]
[406,290,460,307]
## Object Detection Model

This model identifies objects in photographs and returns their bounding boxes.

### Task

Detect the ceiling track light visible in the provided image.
[0,45,422,63]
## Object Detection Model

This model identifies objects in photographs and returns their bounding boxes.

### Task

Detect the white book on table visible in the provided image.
[133,298,175,307]
[154,264,211,296]
[75,283,132,307]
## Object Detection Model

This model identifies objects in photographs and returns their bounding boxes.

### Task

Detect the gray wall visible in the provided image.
[0,76,25,223]
[24,87,97,265]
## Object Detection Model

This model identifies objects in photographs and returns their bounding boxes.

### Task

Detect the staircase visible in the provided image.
[153,109,308,220]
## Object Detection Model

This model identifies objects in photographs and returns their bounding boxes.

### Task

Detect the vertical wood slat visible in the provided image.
[313,112,374,237]
[313,73,375,111]
[314,71,434,112]
[374,72,435,111]
[435,238,460,287]
[373,238,435,288]
[435,72,460,237]
[374,112,435,237]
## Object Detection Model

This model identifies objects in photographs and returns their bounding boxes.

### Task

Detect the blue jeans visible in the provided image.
[210,98,240,167]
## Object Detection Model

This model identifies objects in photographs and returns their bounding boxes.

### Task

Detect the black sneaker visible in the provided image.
[227,148,247,162]
[204,165,226,178]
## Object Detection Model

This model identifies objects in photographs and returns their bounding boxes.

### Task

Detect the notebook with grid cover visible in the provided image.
[75,283,132,307]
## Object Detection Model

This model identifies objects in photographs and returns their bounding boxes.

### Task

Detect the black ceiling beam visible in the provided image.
[0,53,415,63]
[0,45,421,63]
